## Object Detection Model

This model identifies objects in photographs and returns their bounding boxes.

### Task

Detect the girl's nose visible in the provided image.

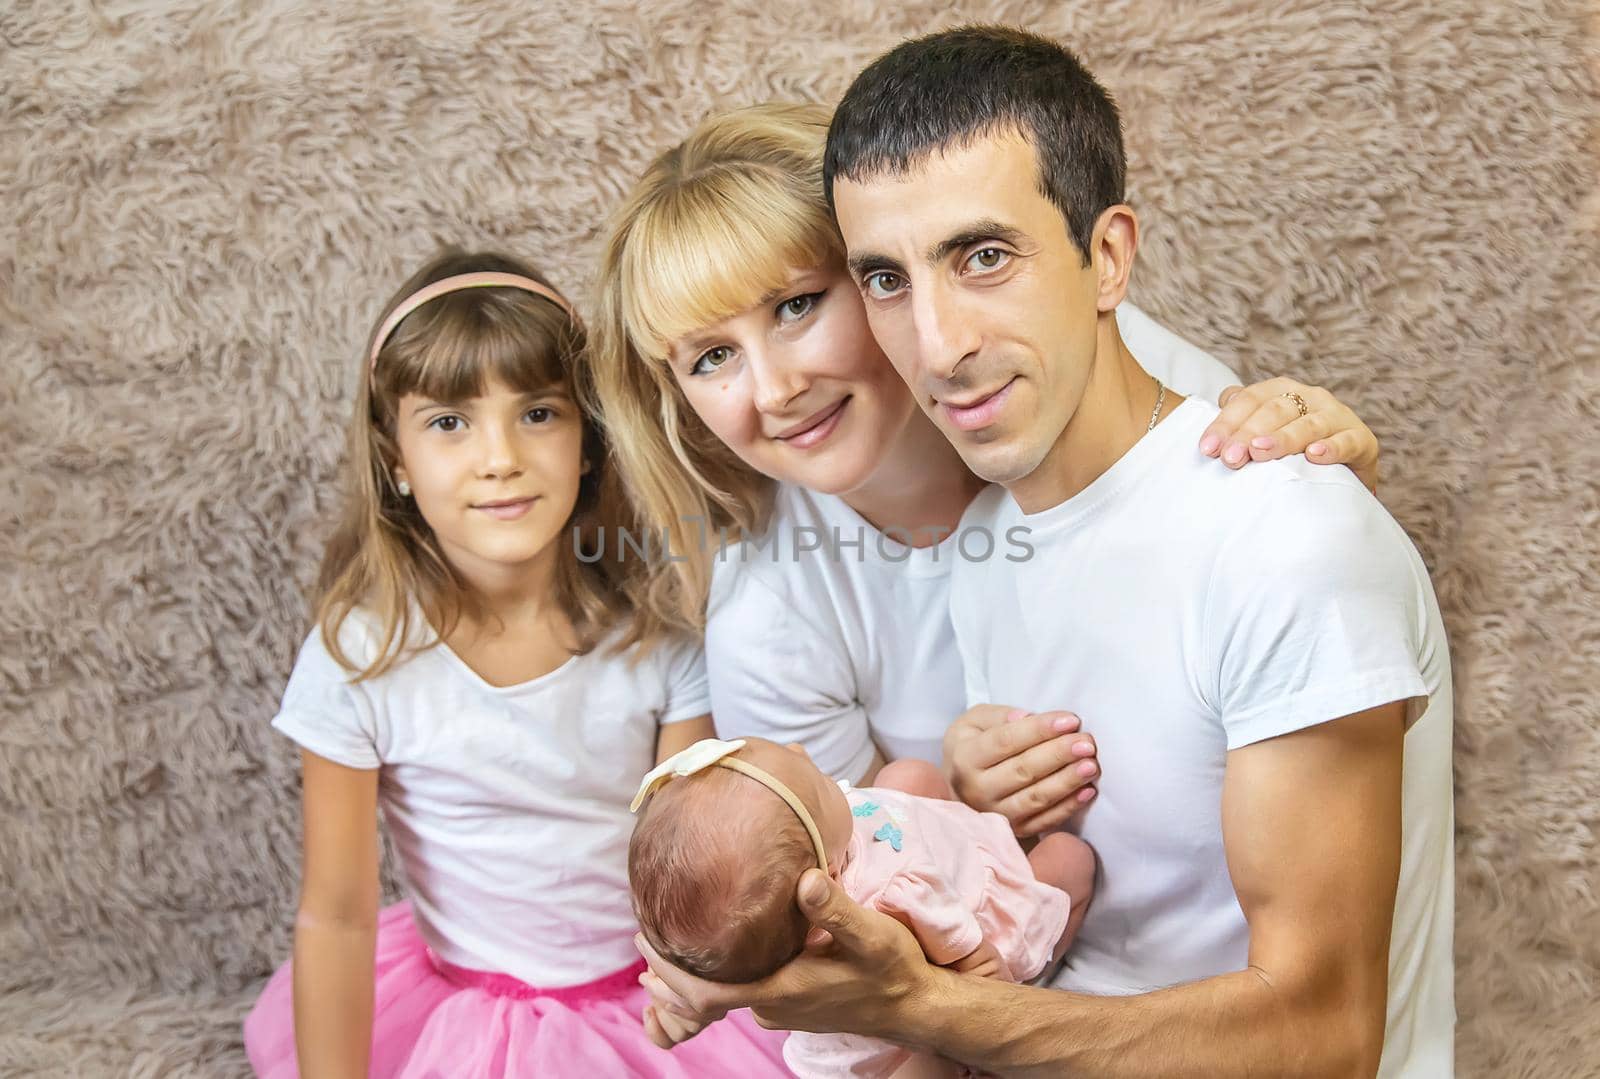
[476,424,523,478]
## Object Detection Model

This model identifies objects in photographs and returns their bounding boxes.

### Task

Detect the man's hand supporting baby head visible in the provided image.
[635,867,943,1047]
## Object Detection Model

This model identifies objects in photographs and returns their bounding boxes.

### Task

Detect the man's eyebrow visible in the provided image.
[846,250,905,280]
[846,219,1031,280]
[923,220,1030,266]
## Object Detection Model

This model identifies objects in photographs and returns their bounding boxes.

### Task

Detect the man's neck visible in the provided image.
[1009,316,1180,515]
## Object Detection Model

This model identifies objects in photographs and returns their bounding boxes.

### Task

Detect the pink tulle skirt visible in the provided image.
[243,902,793,1078]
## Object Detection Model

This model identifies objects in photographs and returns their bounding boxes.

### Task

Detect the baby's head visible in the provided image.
[628,737,852,983]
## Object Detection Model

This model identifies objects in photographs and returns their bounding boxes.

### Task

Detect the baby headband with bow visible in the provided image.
[367,271,581,377]
[631,738,828,870]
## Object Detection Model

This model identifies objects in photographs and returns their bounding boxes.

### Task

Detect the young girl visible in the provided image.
[630,737,1096,1079]
[242,249,790,1077]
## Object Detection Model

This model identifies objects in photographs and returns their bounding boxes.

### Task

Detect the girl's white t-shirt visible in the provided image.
[705,302,1239,781]
[271,611,709,988]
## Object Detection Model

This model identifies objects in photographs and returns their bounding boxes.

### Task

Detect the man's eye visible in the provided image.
[968,247,1008,272]
[865,272,904,299]
[691,346,734,376]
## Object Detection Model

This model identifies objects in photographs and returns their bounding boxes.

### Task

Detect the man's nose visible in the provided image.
[912,277,981,383]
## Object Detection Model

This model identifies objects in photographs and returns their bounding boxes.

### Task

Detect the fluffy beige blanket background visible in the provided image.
[4,1,1597,1075]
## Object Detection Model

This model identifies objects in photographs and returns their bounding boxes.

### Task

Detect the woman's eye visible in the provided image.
[967,247,1008,272]
[864,272,904,299]
[777,292,821,322]
[691,346,734,376]
[525,406,555,424]
[428,415,462,433]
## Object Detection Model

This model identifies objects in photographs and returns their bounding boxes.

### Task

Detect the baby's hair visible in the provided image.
[315,247,638,679]
[629,766,816,984]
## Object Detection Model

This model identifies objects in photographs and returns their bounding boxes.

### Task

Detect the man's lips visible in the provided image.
[775,397,850,448]
[939,378,1017,432]
[473,497,537,520]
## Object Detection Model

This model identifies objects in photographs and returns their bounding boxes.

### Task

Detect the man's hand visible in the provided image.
[636,868,938,1041]
[943,705,1099,836]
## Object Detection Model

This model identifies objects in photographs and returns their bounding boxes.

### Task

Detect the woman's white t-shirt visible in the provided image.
[705,303,1238,779]
[271,611,709,988]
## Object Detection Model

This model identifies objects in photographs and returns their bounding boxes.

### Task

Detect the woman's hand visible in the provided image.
[1198,377,1381,493]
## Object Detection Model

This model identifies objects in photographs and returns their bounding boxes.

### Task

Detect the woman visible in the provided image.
[588,102,1378,800]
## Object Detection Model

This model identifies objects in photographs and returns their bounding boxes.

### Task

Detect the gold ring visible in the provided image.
[1283,391,1309,418]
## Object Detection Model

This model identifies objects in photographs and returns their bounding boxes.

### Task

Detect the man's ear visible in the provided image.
[1091,204,1139,313]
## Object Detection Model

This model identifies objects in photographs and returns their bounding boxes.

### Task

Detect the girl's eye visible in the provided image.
[428,415,463,433]
[864,272,904,300]
[691,346,735,377]
[777,292,822,323]
[967,247,1009,272]
[525,406,555,424]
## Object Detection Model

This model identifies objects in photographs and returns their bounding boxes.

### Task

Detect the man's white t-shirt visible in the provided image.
[271,612,710,987]
[951,399,1455,1077]
[705,303,1239,781]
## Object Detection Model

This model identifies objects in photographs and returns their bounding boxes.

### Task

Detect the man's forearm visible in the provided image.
[904,965,1380,1079]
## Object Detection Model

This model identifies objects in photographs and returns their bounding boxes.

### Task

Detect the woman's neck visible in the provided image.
[840,405,988,548]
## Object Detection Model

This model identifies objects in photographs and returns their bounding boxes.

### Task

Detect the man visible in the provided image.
[641,26,1454,1077]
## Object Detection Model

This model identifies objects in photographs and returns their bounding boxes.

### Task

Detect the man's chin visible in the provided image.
[954,441,1040,489]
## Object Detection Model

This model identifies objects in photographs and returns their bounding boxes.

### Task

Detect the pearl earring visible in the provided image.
[396,478,411,497]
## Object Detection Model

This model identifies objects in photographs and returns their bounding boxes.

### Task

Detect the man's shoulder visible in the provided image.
[1152,402,1397,558]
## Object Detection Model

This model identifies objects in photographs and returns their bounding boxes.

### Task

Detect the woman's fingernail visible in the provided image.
[1079,787,1097,802]
[1072,740,1093,756]
[1224,444,1246,465]
[1199,434,1220,455]
[1309,442,1327,455]
[1078,761,1098,778]
[1251,436,1274,450]
[1008,708,1030,722]
[1052,714,1080,732]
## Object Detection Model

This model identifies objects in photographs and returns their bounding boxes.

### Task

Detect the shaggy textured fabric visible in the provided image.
[3,1,1596,1075]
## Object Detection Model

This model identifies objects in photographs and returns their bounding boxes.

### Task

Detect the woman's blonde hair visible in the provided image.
[317,248,635,679]
[587,103,842,635]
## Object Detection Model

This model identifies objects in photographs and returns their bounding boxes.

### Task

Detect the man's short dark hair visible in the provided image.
[824,25,1125,266]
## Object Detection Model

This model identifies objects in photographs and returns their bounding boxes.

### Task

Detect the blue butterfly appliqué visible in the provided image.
[851,801,879,818]
[873,821,904,852]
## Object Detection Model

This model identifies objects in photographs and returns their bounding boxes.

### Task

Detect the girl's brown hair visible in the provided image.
[316,248,636,679]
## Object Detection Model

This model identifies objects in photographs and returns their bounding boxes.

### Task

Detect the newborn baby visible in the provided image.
[629,737,1096,1079]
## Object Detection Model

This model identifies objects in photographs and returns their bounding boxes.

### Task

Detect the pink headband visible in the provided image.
[367,271,581,376]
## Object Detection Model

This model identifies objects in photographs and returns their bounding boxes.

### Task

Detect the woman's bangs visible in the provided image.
[621,177,841,364]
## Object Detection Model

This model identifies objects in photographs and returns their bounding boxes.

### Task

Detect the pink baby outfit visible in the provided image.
[782,786,1071,1079]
